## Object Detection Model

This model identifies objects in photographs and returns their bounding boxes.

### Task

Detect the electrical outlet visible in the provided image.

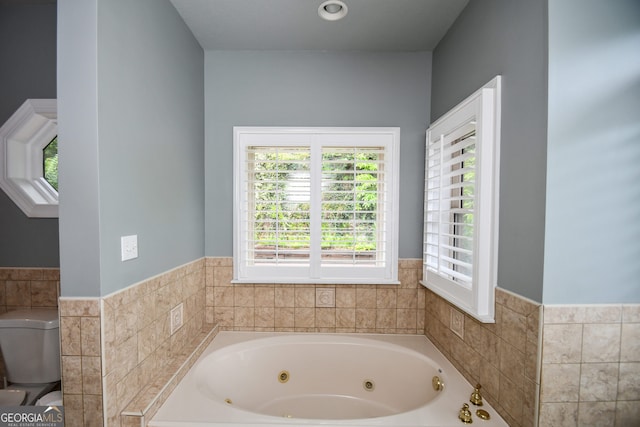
[316,288,335,308]
[121,235,138,261]
[450,308,464,339]
[170,303,183,335]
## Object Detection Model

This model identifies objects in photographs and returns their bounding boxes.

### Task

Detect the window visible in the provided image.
[234,127,400,284]
[422,77,501,322]
[0,99,58,217]
[43,136,59,191]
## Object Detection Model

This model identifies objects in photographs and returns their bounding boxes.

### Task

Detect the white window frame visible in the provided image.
[233,127,400,284]
[421,76,501,322]
[0,99,58,218]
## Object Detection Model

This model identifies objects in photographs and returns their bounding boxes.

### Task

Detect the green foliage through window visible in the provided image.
[321,148,381,258]
[249,146,382,263]
[452,141,475,279]
[43,136,58,191]
[251,147,311,259]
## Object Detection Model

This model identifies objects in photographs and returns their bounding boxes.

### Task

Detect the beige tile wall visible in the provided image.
[0,267,60,313]
[102,259,206,427]
[424,287,541,427]
[539,304,640,427]
[58,259,208,427]
[58,298,103,427]
[56,256,640,427]
[204,258,426,334]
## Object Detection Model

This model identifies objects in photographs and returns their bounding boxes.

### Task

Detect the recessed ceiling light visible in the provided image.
[318,0,348,21]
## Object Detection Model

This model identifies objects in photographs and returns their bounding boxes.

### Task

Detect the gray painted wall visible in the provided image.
[58,0,204,296]
[96,0,205,296]
[430,0,548,302]
[58,0,104,297]
[0,1,59,267]
[544,0,640,304]
[204,51,431,259]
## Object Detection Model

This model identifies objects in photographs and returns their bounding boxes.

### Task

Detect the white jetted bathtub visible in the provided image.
[150,332,508,427]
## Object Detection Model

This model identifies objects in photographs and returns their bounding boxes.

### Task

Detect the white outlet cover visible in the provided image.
[170,303,184,335]
[121,235,138,261]
[450,308,464,339]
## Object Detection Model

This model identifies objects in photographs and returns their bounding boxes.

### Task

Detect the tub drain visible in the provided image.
[363,379,375,391]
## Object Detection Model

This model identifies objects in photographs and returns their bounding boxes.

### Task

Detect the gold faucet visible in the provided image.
[470,384,483,406]
[458,403,473,424]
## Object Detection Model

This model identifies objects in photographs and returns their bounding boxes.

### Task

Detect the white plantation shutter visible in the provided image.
[425,123,476,286]
[234,127,400,284]
[320,146,386,266]
[246,146,311,264]
[422,76,501,323]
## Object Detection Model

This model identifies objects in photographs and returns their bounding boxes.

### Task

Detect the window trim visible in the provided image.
[233,126,400,285]
[421,76,501,323]
[0,99,58,218]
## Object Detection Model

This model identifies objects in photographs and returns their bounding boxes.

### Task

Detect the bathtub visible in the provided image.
[150,332,508,427]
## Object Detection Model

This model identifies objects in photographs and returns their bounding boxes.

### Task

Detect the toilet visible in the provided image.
[0,308,61,406]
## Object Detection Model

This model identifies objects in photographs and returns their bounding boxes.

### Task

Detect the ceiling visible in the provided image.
[169,0,469,51]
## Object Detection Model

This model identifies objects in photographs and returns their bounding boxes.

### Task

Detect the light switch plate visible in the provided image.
[121,235,138,261]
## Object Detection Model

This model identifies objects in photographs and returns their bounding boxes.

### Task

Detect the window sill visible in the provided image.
[420,279,495,324]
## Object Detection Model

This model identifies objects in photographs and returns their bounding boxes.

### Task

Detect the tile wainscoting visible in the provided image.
[58,298,102,427]
[59,259,207,427]
[56,258,639,427]
[101,258,207,427]
[422,289,640,427]
[424,287,542,427]
[539,304,640,427]
[0,267,60,313]
[205,257,426,334]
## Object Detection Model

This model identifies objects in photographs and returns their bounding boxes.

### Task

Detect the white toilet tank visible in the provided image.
[0,308,61,384]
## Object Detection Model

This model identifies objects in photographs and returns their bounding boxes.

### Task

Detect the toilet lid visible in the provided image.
[0,389,26,406]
